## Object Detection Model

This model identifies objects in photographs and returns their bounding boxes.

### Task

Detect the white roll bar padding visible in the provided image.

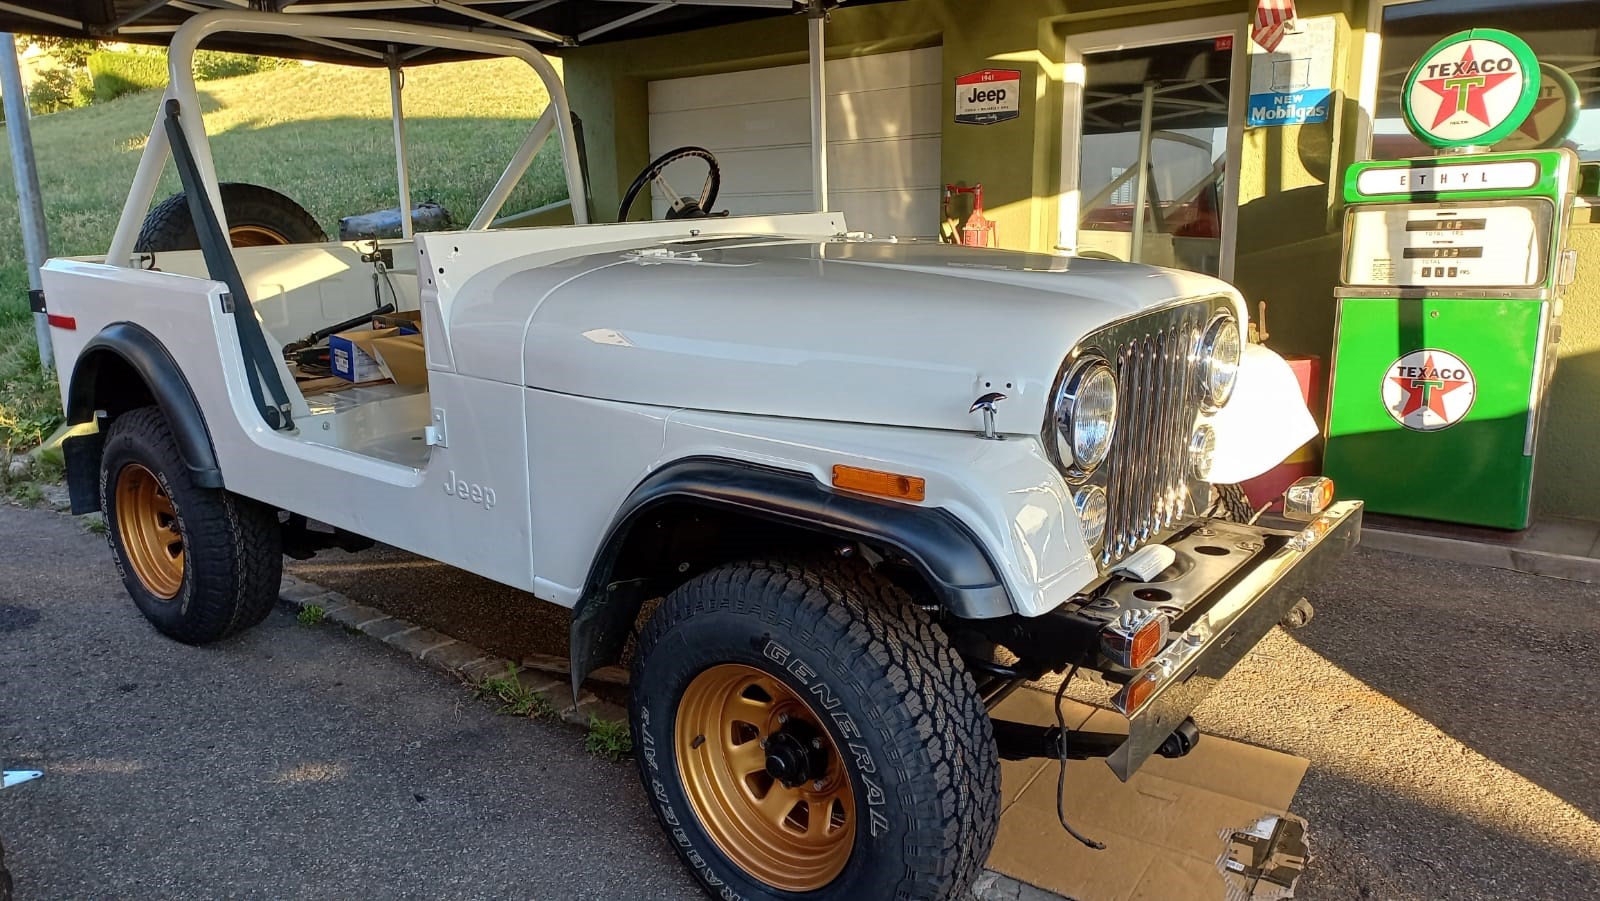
[107,8,590,267]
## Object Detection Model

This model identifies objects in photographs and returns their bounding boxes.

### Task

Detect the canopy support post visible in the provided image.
[1129,80,1155,264]
[388,51,413,239]
[1,32,54,370]
[808,4,828,213]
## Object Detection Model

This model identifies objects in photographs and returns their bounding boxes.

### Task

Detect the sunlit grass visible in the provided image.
[0,56,566,451]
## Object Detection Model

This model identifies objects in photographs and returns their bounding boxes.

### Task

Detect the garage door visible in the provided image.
[647,46,941,238]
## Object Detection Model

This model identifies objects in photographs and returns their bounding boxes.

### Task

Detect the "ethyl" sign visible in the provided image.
[955,68,1021,125]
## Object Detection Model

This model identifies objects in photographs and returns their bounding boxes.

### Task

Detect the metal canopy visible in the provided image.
[0,0,880,65]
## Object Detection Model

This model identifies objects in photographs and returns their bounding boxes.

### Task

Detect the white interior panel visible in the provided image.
[648,46,942,238]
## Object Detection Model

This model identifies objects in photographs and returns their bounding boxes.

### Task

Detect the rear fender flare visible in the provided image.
[63,323,222,513]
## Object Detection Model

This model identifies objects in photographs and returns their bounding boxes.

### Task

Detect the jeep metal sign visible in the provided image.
[955,69,1020,125]
[1401,29,1540,148]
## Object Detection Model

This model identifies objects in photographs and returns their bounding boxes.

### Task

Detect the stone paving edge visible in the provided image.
[276,573,624,729]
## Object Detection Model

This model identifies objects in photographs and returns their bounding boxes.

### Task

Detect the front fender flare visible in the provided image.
[567,457,1013,695]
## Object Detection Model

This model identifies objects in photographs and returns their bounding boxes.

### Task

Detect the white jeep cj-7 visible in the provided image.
[38,11,1360,900]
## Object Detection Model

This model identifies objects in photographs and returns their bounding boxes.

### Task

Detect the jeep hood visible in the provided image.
[456,237,1239,435]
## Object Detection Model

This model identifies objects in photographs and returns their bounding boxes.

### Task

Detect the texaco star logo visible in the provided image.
[1416,46,1516,131]
[1498,63,1580,151]
[1402,30,1540,148]
[1382,349,1476,432]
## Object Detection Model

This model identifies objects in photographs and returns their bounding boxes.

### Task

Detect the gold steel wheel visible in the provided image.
[676,663,856,892]
[114,463,185,599]
[228,224,291,247]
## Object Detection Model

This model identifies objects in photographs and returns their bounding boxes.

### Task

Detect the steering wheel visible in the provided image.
[617,146,721,222]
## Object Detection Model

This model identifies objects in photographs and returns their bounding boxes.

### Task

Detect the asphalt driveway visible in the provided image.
[3,499,1599,900]
[0,504,698,900]
[285,523,1600,900]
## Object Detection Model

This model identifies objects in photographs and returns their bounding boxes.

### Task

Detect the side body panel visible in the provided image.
[524,387,1098,616]
[43,259,541,592]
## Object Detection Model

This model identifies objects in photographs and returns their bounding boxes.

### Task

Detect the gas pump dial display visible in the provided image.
[1343,199,1551,288]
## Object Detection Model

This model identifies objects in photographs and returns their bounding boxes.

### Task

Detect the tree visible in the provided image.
[24,34,98,68]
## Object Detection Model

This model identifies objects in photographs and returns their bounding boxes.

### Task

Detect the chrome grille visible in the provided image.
[1071,298,1223,566]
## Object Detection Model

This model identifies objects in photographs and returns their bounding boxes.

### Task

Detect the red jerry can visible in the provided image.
[943,184,996,248]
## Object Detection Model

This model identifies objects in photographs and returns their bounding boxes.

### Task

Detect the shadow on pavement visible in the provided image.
[1290,548,1600,826]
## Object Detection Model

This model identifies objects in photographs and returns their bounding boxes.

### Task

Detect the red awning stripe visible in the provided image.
[1252,0,1297,52]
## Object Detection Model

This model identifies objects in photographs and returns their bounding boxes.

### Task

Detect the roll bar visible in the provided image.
[107,9,589,266]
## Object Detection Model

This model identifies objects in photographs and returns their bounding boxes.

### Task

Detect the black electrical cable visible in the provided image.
[1053,666,1106,851]
[377,265,401,310]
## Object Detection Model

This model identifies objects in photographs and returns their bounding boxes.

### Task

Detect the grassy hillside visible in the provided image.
[0,56,566,451]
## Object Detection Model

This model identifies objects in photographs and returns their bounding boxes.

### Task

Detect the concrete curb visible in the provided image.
[1362,526,1600,584]
[277,574,627,729]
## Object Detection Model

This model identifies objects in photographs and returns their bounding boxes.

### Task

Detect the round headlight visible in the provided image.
[1073,486,1108,547]
[1199,315,1242,409]
[1055,359,1118,473]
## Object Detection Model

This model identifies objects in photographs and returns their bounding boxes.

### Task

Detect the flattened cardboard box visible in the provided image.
[986,689,1310,901]
[370,332,426,386]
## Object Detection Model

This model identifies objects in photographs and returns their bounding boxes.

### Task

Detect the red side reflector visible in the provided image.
[46,313,77,330]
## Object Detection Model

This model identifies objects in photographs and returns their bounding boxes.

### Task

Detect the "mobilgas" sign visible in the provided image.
[1401,29,1540,148]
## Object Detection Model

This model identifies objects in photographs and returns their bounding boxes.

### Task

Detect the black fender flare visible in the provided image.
[62,323,222,513]
[567,456,1013,695]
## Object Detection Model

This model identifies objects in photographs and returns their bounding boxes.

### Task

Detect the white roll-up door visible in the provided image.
[647,46,942,238]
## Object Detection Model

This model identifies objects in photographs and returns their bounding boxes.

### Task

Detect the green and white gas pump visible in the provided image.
[1324,29,1582,530]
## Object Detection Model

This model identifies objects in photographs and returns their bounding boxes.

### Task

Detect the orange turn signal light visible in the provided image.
[1127,618,1165,670]
[1114,671,1160,716]
[831,465,926,502]
[1100,610,1168,670]
[1283,476,1335,522]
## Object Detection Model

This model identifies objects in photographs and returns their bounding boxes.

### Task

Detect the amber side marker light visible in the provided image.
[831,464,926,502]
[1100,610,1168,670]
[1283,476,1336,522]
[1113,670,1161,716]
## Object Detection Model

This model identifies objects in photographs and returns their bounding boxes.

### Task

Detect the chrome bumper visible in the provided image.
[1105,500,1363,781]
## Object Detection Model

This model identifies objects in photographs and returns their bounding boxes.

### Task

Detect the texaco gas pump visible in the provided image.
[1324,29,1581,529]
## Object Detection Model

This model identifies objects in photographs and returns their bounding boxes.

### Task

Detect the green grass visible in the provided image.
[0,56,566,453]
[7,480,41,505]
[476,664,558,719]
[297,604,326,626]
[584,715,633,761]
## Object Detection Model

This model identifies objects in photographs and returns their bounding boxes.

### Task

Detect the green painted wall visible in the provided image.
[560,0,1600,521]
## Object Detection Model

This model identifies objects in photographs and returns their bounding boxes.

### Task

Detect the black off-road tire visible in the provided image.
[100,407,282,644]
[1213,482,1256,523]
[630,558,1000,900]
[136,182,326,252]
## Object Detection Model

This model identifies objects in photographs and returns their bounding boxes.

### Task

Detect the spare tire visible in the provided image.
[136,182,327,252]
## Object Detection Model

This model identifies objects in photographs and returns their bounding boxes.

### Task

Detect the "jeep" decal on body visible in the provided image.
[442,471,496,510]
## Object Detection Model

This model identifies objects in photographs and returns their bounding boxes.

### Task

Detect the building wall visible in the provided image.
[561,0,1600,520]
[1540,217,1600,518]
